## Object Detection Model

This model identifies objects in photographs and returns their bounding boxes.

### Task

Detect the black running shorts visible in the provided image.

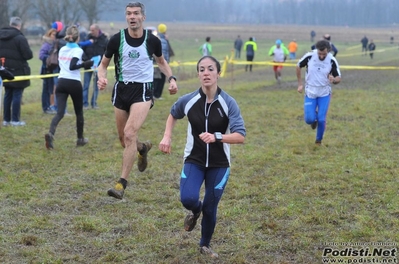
[111,81,153,112]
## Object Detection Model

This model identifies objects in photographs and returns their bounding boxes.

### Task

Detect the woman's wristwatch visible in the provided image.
[214,132,223,142]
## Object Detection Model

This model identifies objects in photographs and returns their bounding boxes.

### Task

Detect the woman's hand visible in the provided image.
[199,132,215,144]
[159,137,172,154]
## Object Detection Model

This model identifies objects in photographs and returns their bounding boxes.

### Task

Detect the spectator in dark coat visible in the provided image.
[368,39,376,59]
[361,35,368,55]
[234,35,243,59]
[311,34,338,57]
[310,30,316,42]
[0,17,33,126]
[81,24,108,109]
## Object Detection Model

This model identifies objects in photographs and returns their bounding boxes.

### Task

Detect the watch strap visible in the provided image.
[168,75,177,83]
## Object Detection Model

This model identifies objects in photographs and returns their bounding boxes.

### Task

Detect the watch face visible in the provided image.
[215,133,222,140]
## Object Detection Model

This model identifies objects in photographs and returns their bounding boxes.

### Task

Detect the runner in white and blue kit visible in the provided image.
[44,25,93,149]
[296,39,341,145]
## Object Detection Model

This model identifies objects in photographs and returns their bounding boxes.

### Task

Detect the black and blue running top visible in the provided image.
[170,87,246,168]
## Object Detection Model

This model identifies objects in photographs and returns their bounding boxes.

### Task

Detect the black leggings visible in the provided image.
[246,55,254,71]
[49,78,84,138]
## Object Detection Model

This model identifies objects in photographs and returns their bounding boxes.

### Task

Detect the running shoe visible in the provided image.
[76,138,88,146]
[184,203,202,231]
[11,121,26,126]
[311,121,318,130]
[45,133,54,150]
[107,182,124,199]
[200,246,219,258]
[2,121,10,127]
[137,141,152,172]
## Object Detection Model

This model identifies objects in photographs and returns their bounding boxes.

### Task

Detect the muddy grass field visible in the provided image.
[25,22,399,99]
[2,23,399,263]
[96,21,399,85]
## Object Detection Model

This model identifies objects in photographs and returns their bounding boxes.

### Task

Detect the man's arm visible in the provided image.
[96,32,118,90]
[268,46,275,56]
[329,59,341,84]
[97,56,111,90]
[329,74,341,84]
[154,55,178,95]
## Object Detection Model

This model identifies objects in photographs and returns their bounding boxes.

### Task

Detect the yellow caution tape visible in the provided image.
[4,48,399,82]
[3,66,115,82]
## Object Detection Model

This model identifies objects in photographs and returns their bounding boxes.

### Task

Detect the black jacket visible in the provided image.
[0,26,33,88]
[82,33,108,62]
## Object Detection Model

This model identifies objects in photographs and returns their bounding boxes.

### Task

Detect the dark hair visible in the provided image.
[323,34,331,41]
[206,36,211,42]
[315,39,331,52]
[249,37,253,41]
[126,2,145,16]
[196,56,221,73]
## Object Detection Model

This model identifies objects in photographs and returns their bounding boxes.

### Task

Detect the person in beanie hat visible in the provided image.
[52,21,64,32]
[268,39,289,84]
[153,23,172,99]
[157,24,174,57]
[158,23,167,34]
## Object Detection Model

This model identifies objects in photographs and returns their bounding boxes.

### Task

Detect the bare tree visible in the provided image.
[36,0,83,29]
[8,0,35,30]
[0,0,10,28]
[76,0,99,26]
[77,0,119,26]
[4,0,399,29]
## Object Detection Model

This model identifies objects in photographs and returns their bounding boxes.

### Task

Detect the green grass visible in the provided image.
[0,24,398,263]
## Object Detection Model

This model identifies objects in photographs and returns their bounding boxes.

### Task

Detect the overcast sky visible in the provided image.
[97,0,395,27]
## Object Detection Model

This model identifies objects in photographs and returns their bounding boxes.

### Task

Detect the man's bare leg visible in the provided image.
[107,101,152,199]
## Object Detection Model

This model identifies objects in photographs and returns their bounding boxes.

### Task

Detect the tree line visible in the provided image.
[144,0,399,26]
[1,0,398,30]
[0,0,113,30]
